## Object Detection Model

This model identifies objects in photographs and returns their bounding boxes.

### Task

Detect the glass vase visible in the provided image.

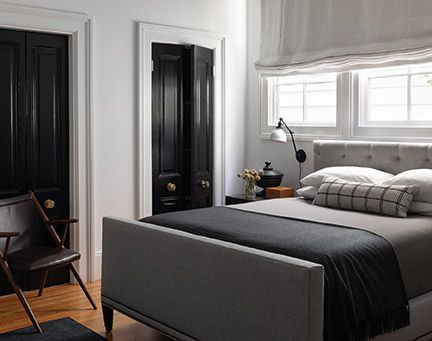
[244,181,256,199]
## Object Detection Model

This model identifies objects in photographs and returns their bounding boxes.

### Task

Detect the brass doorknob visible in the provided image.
[167,182,176,192]
[200,180,210,189]
[44,199,55,209]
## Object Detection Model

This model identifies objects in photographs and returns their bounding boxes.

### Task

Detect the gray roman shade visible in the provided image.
[256,0,432,73]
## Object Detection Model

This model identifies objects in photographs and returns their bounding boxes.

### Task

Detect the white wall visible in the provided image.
[246,0,314,190]
[225,0,248,196]
[8,0,247,279]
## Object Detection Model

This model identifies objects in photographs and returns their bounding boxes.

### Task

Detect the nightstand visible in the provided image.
[225,194,266,205]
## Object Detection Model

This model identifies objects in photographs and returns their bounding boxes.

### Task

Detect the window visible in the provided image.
[359,64,432,126]
[260,61,432,140]
[268,73,337,126]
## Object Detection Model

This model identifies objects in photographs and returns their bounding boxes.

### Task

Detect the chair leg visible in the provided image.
[0,260,42,333]
[102,304,114,332]
[69,264,97,310]
[38,271,48,297]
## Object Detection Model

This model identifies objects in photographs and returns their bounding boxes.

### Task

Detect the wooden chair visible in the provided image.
[0,193,96,333]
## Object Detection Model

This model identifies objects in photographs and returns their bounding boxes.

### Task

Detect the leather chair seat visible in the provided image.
[7,247,80,273]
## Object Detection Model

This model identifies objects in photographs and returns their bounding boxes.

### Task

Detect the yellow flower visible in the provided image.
[238,168,261,182]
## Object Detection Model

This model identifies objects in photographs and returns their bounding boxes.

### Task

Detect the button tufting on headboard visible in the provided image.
[313,140,432,174]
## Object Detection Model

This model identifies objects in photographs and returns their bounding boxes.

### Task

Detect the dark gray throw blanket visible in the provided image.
[140,207,409,341]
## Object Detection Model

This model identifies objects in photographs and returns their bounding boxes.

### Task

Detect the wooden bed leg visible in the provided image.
[38,271,48,297]
[102,304,114,332]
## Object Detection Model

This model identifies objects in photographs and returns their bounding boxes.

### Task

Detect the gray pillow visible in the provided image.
[312,177,419,218]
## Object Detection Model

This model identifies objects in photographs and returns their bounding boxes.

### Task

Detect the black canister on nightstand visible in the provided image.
[256,162,284,196]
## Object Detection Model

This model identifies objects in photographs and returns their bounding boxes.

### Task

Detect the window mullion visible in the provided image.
[366,77,371,123]
[407,74,412,122]
[274,82,280,123]
[303,81,307,123]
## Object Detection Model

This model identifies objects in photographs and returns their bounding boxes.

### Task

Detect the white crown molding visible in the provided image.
[138,22,225,41]
[0,2,90,21]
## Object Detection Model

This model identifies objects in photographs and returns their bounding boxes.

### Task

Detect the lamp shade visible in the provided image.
[269,127,287,143]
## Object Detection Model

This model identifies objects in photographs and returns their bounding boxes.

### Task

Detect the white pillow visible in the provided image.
[300,166,394,188]
[296,186,318,200]
[382,169,432,203]
[409,201,432,215]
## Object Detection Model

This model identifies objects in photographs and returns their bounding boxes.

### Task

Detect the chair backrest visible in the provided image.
[0,194,51,254]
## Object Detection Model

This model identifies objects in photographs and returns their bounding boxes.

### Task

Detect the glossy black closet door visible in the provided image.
[190,45,214,209]
[0,29,70,295]
[0,30,26,198]
[26,32,69,221]
[151,43,214,214]
[0,30,69,219]
[152,43,186,214]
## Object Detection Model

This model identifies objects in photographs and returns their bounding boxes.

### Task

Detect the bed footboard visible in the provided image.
[101,217,324,341]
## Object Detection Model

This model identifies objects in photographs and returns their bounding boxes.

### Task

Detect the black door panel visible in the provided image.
[0,30,25,199]
[152,43,213,214]
[191,45,213,209]
[0,29,69,295]
[152,44,185,214]
[26,32,69,220]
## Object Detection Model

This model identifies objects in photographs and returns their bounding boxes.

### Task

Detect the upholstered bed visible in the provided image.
[101,140,432,341]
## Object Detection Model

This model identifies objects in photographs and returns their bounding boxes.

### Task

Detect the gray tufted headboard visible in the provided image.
[313,140,432,175]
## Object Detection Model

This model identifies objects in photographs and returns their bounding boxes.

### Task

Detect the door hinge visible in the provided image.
[151,60,154,72]
[212,65,216,77]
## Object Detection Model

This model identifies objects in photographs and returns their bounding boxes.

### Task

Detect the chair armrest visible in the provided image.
[0,231,20,238]
[47,218,79,225]
[0,231,19,259]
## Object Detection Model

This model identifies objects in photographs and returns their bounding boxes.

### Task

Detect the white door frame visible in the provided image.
[0,3,94,281]
[137,22,226,217]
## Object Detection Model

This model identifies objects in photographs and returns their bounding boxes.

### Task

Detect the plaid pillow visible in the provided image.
[312,177,419,217]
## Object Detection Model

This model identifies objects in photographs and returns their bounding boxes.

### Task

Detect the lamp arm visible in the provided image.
[278,118,298,154]
[278,118,306,164]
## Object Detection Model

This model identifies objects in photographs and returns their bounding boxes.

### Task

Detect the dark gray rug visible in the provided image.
[0,318,107,340]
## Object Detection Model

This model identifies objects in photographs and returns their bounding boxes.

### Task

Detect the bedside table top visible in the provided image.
[225,194,266,205]
[226,194,266,201]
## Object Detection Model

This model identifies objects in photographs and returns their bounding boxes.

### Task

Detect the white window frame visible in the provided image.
[352,68,432,141]
[259,64,432,142]
[358,66,432,128]
[259,72,349,141]
[269,75,337,127]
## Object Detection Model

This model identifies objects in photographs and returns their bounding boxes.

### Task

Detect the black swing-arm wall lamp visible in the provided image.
[269,118,307,163]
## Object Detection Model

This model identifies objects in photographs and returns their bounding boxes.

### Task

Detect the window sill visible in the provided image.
[260,132,344,142]
[360,123,432,129]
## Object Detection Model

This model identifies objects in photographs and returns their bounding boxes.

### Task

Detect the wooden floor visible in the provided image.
[0,281,171,340]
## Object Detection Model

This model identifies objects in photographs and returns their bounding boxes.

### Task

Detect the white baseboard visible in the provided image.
[92,251,102,281]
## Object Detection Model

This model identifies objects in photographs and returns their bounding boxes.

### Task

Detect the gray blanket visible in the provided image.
[232,198,432,299]
[141,207,409,341]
